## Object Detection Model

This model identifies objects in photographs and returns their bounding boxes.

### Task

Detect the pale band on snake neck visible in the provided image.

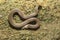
[8,6,40,29]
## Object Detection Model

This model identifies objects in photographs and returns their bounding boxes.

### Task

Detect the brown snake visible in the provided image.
[8,6,40,30]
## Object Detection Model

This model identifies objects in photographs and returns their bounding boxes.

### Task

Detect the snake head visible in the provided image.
[22,25,29,29]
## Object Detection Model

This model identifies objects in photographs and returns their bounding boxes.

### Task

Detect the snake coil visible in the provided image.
[8,6,40,30]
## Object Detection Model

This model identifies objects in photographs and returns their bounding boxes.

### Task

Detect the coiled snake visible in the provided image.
[8,6,40,30]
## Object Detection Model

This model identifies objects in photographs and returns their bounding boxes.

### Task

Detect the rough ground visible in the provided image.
[0,0,60,40]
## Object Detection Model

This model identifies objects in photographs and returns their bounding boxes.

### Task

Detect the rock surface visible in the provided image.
[0,0,60,40]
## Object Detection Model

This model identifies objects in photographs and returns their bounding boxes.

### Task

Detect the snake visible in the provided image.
[8,6,40,30]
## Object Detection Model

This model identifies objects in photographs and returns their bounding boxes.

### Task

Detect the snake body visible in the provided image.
[8,7,40,29]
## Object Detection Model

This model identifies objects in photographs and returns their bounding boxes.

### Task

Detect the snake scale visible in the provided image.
[8,6,40,30]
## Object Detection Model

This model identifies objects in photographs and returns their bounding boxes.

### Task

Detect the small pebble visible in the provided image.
[0,15,2,18]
